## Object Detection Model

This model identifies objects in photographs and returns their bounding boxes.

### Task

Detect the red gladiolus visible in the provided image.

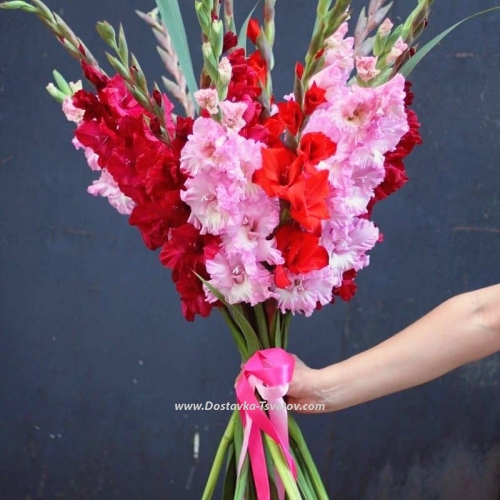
[81,60,109,91]
[333,270,357,301]
[295,62,304,79]
[248,51,267,87]
[223,31,238,53]
[277,100,303,136]
[304,82,327,115]
[226,48,262,102]
[247,18,261,44]
[368,82,422,214]
[273,225,329,287]
[128,192,190,250]
[286,170,330,233]
[253,146,302,198]
[160,223,219,270]
[314,48,326,60]
[160,224,220,321]
[298,132,337,170]
[262,115,286,147]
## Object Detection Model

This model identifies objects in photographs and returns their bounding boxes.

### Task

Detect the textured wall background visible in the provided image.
[1,1,500,498]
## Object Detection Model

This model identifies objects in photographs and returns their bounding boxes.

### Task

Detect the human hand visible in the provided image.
[286,355,330,414]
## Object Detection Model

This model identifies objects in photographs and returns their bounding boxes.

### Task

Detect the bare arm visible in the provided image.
[287,284,500,413]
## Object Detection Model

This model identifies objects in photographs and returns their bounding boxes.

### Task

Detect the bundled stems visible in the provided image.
[289,416,329,499]
[201,301,327,498]
[201,410,238,500]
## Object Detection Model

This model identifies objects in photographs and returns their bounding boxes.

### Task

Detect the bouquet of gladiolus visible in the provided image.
[1,0,497,497]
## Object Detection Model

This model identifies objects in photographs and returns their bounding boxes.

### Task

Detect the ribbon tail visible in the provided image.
[237,414,253,476]
[248,426,270,500]
[267,397,289,500]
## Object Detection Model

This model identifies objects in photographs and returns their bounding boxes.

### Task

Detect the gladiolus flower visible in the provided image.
[277,100,303,136]
[298,132,337,169]
[247,18,261,44]
[274,225,329,279]
[304,82,327,115]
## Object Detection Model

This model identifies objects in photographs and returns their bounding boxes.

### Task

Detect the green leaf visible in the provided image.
[155,0,198,109]
[288,415,329,499]
[263,441,280,500]
[273,310,282,348]
[234,455,249,500]
[221,444,237,500]
[233,411,244,463]
[263,434,303,499]
[237,1,260,55]
[400,7,500,78]
[281,311,291,350]
[195,273,261,356]
[201,411,237,500]
[219,307,249,360]
[254,303,270,348]
[290,445,316,499]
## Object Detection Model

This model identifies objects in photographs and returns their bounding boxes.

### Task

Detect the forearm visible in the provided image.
[316,284,500,412]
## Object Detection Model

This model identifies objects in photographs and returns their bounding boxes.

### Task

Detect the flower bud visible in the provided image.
[0,1,37,12]
[247,19,261,45]
[356,56,381,82]
[378,18,393,38]
[202,41,214,60]
[218,57,232,85]
[45,83,66,104]
[194,88,219,115]
[211,19,224,57]
[96,21,116,46]
[386,37,408,64]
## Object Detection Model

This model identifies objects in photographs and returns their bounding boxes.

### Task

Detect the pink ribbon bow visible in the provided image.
[235,348,297,500]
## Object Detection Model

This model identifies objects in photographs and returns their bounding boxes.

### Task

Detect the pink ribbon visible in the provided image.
[235,348,297,500]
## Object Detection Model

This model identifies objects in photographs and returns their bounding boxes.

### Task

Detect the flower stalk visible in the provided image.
[353,0,393,57]
[136,8,195,117]
[263,0,276,50]
[223,0,236,33]
[201,409,238,500]
[95,20,171,141]
[196,0,229,99]
[296,0,352,100]
[0,0,100,68]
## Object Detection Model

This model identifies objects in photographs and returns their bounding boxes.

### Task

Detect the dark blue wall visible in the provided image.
[1,1,500,498]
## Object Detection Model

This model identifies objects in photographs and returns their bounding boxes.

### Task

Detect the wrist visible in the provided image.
[310,364,345,412]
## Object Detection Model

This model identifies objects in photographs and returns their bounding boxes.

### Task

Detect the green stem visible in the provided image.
[220,307,249,360]
[201,410,238,500]
[281,312,292,350]
[290,444,316,499]
[254,303,270,349]
[264,435,303,499]
[273,310,282,348]
[288,416,329,499]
